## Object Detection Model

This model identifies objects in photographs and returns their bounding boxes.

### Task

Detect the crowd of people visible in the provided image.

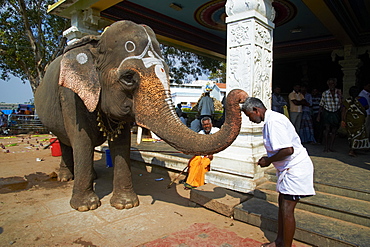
[272,79,370,156]
[0,107,36,135]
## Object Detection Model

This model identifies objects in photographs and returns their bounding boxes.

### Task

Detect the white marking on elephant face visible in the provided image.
[155,64,169,91]
[142,51,162,68]
[76,53,88,64]
[118,28,169,90]
[125,41,136,52]
[119,28,164,67]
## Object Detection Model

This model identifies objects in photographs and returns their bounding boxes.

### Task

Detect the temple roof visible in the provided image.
[48,0,370,59]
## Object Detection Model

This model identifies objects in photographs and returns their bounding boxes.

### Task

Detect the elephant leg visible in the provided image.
[58,142,74,182]
[109,124,139,209]
[70,143,101,211]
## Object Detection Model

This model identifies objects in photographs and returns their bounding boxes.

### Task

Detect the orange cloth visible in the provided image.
[185,156,211,187]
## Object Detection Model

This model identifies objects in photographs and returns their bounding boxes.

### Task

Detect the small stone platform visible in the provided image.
[190,183,251,217]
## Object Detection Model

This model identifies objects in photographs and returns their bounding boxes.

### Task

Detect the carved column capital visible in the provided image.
[63,8,111,45]
[225,0,275,22]
[332,44,370,62]
[335,45,363,99]
[338,58,362,69]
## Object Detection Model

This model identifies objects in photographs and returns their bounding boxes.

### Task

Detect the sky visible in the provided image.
[0,75,34,104]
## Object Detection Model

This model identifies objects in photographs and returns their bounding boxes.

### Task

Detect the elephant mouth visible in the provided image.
[100,94,134,122]
[115,102,134,121]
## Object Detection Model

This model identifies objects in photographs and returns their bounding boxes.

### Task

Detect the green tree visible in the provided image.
[160,44,224,84]
[0,0,68,94]
[209,61,226,83]
[0,1,223,94]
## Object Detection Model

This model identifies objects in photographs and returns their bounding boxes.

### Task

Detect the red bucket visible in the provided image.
[50,138,62,157]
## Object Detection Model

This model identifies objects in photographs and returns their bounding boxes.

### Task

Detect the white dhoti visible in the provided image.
[276,159,315,196]
[263,110,316,196]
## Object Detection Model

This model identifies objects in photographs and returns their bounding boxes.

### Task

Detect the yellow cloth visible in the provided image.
[283,105,290,119]
[185,156,211,187]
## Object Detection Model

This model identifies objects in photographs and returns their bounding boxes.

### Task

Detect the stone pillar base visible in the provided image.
[205,170,268,193]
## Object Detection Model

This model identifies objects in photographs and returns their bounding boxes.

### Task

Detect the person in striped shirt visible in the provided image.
[316,78,342,152]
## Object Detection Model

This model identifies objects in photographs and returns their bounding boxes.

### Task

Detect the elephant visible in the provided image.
[34,20,248,212]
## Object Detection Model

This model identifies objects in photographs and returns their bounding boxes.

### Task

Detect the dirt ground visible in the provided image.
[0,134,311,247]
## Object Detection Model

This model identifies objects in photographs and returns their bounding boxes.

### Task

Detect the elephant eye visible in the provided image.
[119,69,139,91]
[125,73,133,80]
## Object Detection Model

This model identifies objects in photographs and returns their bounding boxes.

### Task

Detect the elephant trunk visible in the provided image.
[134,75,248,155]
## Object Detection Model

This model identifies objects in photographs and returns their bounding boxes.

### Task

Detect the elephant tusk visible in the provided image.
[137,126,143,144]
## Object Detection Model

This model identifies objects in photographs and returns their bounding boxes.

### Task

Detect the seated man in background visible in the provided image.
[184,117,219,189]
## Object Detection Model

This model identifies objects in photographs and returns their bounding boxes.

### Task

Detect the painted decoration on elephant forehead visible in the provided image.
[120,28,164,65]
[154,64,168,90]
[142,51,162,68]
[125,41,136,52]
[119,28,169,92]
[76,53,88,64]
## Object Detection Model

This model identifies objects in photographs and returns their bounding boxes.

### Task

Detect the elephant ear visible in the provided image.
[59,40,100,112]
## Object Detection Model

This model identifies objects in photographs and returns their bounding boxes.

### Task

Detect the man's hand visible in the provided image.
[258,156,271,167]
[257,147,294,168]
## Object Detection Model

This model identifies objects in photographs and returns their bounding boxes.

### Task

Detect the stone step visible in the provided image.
[264,168,370,202]
[130,148,189,172]
[255,182,370,227]
[234,197,370,247]
[189,183,251,217]
[314,181,370,202]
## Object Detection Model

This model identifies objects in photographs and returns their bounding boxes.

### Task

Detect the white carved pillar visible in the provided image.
[63,8,110,45]
[340,59,362,99]
[332,45,362,98]
[205,0,275,193]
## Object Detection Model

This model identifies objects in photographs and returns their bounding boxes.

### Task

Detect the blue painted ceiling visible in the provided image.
[51,0,370,59]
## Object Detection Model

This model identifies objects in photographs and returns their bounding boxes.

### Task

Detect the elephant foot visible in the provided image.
[110,190,139,210]
[58,168,74,182]
[70,191,101,212]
